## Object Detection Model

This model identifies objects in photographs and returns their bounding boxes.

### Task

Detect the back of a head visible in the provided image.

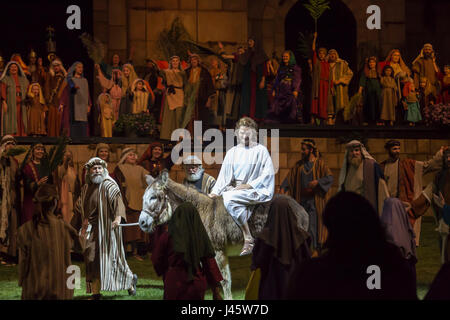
[323,192,386,258]
[33,184,59,226]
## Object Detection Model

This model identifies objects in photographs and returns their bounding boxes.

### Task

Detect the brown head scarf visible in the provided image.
[258,195,310,266]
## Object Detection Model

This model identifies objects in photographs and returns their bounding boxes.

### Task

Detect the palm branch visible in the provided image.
[303,0,331,32]
[79,33,106,64]
[5,147,27,158]
[157,17,193,61]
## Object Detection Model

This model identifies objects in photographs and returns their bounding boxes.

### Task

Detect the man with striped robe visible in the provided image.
[73,157,137,300]
[182,155,216,194]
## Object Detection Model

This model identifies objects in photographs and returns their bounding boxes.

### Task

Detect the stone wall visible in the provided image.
[94,0,407,66]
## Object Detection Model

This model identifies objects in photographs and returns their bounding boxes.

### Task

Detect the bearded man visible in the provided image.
[380,140,445,244]
[209,117,274,256]
[182,155,216,194]
[73,157,137,300]
[281,139,333,252]
[338,140,389,215]
[412,44,440,97]
[327,49,353,125]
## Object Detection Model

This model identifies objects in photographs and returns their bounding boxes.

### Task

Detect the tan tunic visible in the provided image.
[164,69,184,110]
[380,77,397,121]
[118,164,149,211]
[384,160,399,198]
[344,162,364,196]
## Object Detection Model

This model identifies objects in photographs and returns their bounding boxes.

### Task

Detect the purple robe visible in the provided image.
[267,64,301,123]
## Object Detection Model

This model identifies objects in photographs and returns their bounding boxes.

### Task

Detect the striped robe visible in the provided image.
[74,176,134,292]
[17,216,79,300]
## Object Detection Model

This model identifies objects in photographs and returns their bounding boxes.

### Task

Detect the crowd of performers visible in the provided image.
[0,116,449,300]
[1,37,449,140]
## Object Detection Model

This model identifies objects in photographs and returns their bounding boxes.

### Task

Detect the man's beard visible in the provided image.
[424,52,432,59]
[389,151,400,161]
[90,172,106,184]
[302,152,311,161]
[186,168,204,182]
[349,156,363,167]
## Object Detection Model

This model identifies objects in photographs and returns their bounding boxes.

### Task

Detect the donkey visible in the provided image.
[139,170,309,300]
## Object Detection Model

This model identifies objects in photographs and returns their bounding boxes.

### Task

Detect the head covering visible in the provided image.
[282,50,297,66]
[169,56,181,70]
[0,135,16,147]
[49,59,67,77]
[10,54,29,75]
[93,143,111,161]
[384,140,401,151]
[121,63,138,94]
[85,157,107,170]
[239,37,269,72]
[66,61,83,82]
[182,155,202,165]
[381,198,417,260]
[385,49,410,75]
[258,195,310,266]
[29,49,37,59]
[338,140,375,191]
[168,202,216,280]
[412,44,435,66]
[118,147,136,165]
[301,139,319,157]
[0,61,27,81]
[188,53,201,65]
[131,78,149,92]
[326,49,341,62]
[32,184,60,228]
[27,82,46,104]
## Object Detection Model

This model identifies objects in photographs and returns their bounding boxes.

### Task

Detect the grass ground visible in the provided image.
[0,216,442,300]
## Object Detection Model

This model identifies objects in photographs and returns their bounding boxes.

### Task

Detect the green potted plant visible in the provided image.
[113,113,157,138]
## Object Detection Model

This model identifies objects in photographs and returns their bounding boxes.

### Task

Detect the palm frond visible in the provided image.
[303,0,331,31]
[79,33,105,64]
[157,17,193,61]
[5,147,27,158]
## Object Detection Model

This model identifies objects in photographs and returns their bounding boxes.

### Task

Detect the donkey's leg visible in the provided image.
[215,249,232,300]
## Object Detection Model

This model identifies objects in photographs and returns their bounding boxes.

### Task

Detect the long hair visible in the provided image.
[363,56,379,78]
[32,184,59,229]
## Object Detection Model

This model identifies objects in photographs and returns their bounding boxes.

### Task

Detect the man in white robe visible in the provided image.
[209,117,275,256]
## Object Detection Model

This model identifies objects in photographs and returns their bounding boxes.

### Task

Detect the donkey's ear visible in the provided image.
[145,174,155,186]
[161,169,169,185]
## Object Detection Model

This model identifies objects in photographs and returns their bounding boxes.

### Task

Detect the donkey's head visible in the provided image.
[139,170,173,233]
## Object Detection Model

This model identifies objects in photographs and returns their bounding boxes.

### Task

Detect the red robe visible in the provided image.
[311,50,330,119]
[151,225,223,300]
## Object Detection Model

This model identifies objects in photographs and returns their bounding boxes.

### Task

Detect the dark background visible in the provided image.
[0,0,93,86]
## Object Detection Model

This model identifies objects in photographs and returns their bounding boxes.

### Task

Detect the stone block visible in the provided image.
[129,8,147,41]
[324,153,340,170]
[404,139,418,154]
[366,139,386,154]
[289,138,302,152]
[198,11,247,43]
[263,6,276,19]
[315,138,327,153]
[278,138,291,153]
[94,10,109,23]
[198,0,222,10]
[129,40,147,65]
[180,0,197,10]
[93,0,108,11]
[93,22,108,42]
[287,152,302,168]
[279,169,290,186]
[147,0,179,9]
[108,26,127,50]
[108,0,127,25]
[381,23,406,45]
[278,152,287,169]
[430,140,450,154]
[327,138,341,153]
[417,139,430,154]
[223,0,247,11]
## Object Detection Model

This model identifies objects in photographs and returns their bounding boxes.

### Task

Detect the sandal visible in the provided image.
[240,239,255,256]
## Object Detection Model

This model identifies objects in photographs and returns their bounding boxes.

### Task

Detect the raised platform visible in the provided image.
[13,125,450,145]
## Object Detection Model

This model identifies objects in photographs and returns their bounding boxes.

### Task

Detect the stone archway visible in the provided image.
[248,0,387,66]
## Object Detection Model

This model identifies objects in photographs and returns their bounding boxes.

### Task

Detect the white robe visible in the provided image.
[212,143,275,225]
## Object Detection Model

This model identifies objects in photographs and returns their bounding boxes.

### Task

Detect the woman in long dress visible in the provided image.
[160,56,186,140]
